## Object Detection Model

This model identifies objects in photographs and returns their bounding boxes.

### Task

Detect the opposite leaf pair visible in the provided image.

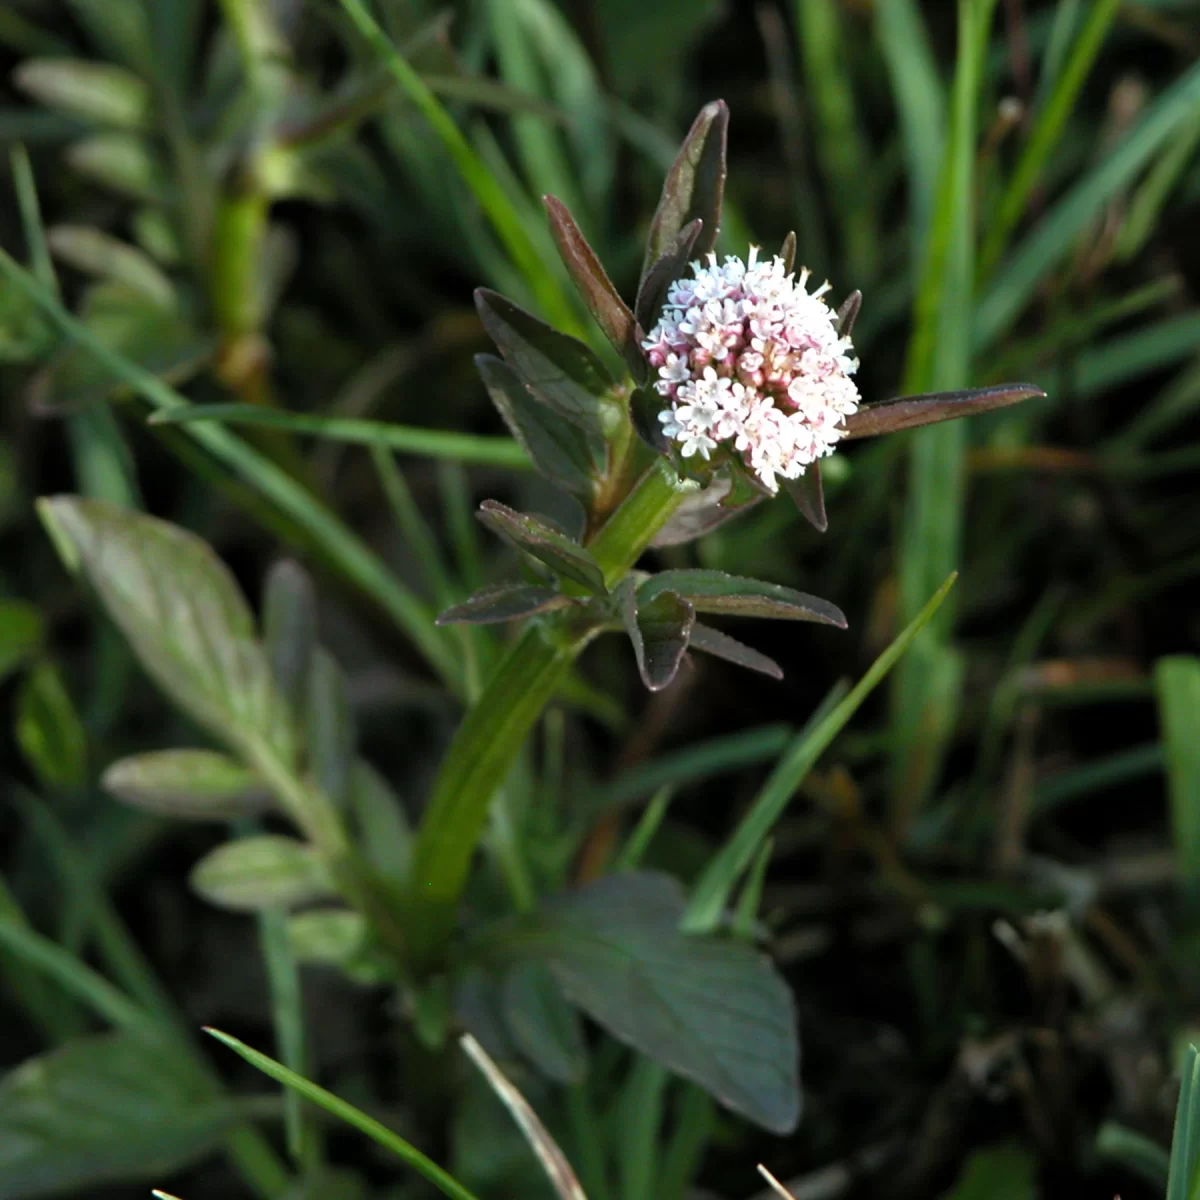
[440,499,845,690]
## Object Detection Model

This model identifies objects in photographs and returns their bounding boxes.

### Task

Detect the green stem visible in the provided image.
[406,461,690,967]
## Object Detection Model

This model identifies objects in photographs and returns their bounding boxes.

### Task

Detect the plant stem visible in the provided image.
[406,461,691,968]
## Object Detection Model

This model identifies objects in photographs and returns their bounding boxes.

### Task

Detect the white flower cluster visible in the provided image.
[642,248,860,491]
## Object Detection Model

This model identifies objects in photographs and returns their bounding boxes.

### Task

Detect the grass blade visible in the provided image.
[683,573,957,933]
[334,0,578,334]
[978,0,1120,278]
[1156,657,1200,898]
[977,56,1200,350]
[0,248,462,691]
[150,404,531,469]
[205,1028,481,1200]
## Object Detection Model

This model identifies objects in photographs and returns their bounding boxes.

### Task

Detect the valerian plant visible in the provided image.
[35,102,1042,1140]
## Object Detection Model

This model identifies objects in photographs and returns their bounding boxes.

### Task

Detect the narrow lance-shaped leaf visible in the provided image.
[689,624,783,681]
[474,289,621,435]
[652,473,762,547]
[102,749,272,821]
[779,231,797,274]
[635,218,702,343]
[544,195,642,375]
[477,500,607,594]
[437,583,573,626]
[641,570,847,626]
[13,59,151,129]
[476,353,604,495]
[641,100,728,276]
[262,558,317,716]
[783,465,827,533]
[836,289,862,337]
[841,383,1045,439]
[619,579,695,692]
[306,648,355,809]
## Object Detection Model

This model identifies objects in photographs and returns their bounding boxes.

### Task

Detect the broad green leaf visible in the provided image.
[0,1032,241,1199]
[475,353,603,494]
[544,196,641,374]
[149,403,530,469]
[619,580,694,692]
[0,600,44,684]
[287,910,367,969]
[437,583,573,626]
[640,570,846,626]
[782,466,826,533]
[15,661,87,792]
[841,384,1044,439]
[306,649,355,809]
[641,101,727,276]
[939,1144,1036,1200]
[688,624,782,681]
[205,1028,482,1200]
[38,497,295,764]
[1096,1122,1169,1191]
[501,962,586,1085]
[12,58,150,129]
[1156,657,1200,895]
[477,501,607,594]
[65,133,167,202]
[262,559,318,716]
[189,836,331,912]
[474,289,621,435]
[47,225,173,306]
[635,218,703,340]
[102,749,271,821]
[497,871,799,1133]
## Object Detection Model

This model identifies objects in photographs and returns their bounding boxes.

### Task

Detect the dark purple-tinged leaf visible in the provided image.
[495,871,800,1133]
[619,579,695,691]
[103,749,272,821]
[630,384,669,454]
[544,195,642,375]
[841,383,1045,440]
[474,289,621,434]
[641,100,728,278]
[476,354,604,495]
[641,570,846,627]
[783,465,827,532]
[779,231,797,274]
[501,962,587,1085]
[689,624,783,680]
[651,473,761,547]
[477,500,607,594]
[635,218,702,341]
[437,583,573,626]
[836,290,862,337]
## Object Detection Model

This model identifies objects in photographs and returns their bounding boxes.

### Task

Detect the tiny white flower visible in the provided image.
[649,248,860,490]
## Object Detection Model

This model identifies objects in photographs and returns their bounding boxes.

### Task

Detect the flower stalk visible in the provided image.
[405,461,690,968]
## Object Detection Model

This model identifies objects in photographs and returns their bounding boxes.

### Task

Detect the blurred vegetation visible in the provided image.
[2,0,1200,1198]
